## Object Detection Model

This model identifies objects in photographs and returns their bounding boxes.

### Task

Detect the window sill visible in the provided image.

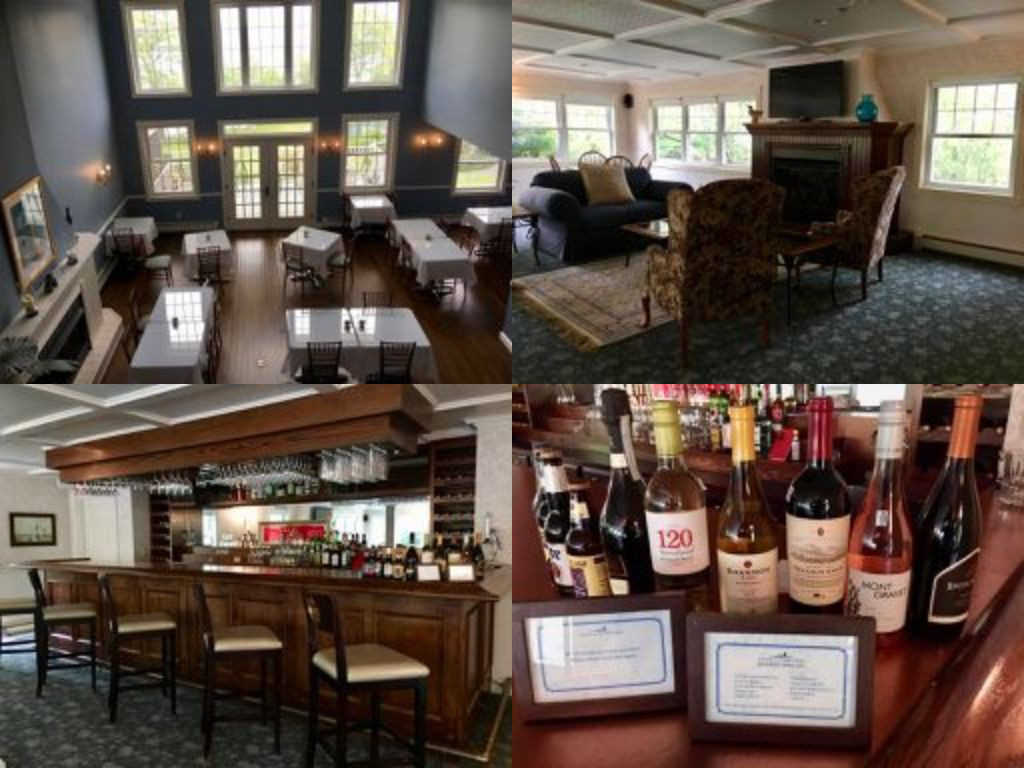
[652,162,751,174]
[132,89,192,99]
[919,182,1020,204]
[217,86,319,96]
[451,188,505,197]
[343,83,403,92]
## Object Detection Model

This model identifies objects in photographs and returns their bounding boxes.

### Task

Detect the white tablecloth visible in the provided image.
[130,286,215,383]
[348,195,396,228]
[407,236,476,288]
[105,217,158,256]
[282,226,347,277]
[464,207,514,244]
[183,230,236,279]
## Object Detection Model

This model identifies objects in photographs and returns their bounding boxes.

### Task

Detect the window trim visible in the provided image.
[137,119,200,201]
[343,0,409,91]
[451,139,507,195]
[920,75,1022,199]
[564,100,616,161]
[511,94,617,164]
[340,112,399,193]
[651,96,756,170]
[121,0,192,98]
[210,0,321,96]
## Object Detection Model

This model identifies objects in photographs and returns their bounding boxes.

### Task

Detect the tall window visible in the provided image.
[122,1,190,96]
[512,98,559,159]
[652,98,756,167]
[137,122,197,198]
[653,104,683,161]
[926,79,1020,195]
[454,140,505,193]
[346,0,407,88]
[723,100,755,166]
[686,103,718,163]
[566,104,614,159]
[213,1,317,92]
[342,115,396,191]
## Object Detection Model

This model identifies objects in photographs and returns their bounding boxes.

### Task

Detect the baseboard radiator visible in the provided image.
[920,234,1024,268]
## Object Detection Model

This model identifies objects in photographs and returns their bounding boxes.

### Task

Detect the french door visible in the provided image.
[223,138,314,229]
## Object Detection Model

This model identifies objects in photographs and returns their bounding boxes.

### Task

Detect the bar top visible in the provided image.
[20,559,511,602]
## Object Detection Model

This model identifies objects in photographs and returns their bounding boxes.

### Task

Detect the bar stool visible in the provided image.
[98,573,178,723]
[303,591,429,768]
[192,582,283,761]
[0,596,37,662]
[27,568,97,697]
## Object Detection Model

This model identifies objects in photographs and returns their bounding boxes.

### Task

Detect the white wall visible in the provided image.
[0,475,71,599]
[68,488,150,565]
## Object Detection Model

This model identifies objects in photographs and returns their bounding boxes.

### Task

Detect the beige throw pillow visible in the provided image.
[579,164,635,205]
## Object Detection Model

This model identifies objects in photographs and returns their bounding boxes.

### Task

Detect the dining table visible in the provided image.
[130,286,215,383]
[405,233,476,291]
[282,225,348,277]
[347,194,396,230]
[105,217,158,256]
[183,229,235,280]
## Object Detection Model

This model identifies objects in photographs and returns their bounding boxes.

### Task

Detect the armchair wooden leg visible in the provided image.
[641,294,651,329]
[861,269,867,301]
[877,260,883,282]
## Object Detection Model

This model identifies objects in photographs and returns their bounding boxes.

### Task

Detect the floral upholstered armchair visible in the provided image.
[809,165,906,303]
[642,178,785,368]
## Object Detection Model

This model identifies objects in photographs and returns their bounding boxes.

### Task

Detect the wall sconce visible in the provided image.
[430,133,444,147]
[415,133,446,149]
[96,163,113,186]
[197,140,219,158]
[318,137,342,154]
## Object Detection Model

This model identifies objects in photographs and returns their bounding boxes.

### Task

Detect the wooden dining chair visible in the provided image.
[577,150,606,166]
[283,242,315,301]
[197,246,223,291]
[300,342,349,384]
[547,154,561,172]
[362,291,393,308]
[638,153,653,170]
[113,229,172,283]
[367,342,416,383]
[605,154,634,168]
[124,287,149,348]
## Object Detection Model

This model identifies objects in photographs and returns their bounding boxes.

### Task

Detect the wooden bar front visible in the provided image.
[33,561,508,746]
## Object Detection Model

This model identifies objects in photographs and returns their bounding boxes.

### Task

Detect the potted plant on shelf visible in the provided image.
[0,336,79,383]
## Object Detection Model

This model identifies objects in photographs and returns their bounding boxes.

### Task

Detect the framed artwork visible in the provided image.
[1,176,58,293]
[9,513,57,547]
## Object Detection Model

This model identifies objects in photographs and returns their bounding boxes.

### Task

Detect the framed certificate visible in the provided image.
[513,593,687,721]
[686,613,874,748]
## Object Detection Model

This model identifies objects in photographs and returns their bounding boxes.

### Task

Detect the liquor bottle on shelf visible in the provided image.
[534,448,566,562]
[392,545,405,580]
[717,405,778,614]
[771,385,785,436]
[786,396,850,613]
[846,401,912,639]
[644,400,710,591]
[599,388,655,595]
[405,533,419,580]
[421,534,436,565]
[471,533,486,581]
[721,399,732,452]
[435,534,449,579]
[565,485,612,598]
[531,442,551,553]
[909,394,983,638]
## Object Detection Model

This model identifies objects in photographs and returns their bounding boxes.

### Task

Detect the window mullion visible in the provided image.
[284,3,293,86]
[240,5,251,88]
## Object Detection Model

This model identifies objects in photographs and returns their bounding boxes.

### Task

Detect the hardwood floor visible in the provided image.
[101,226,510,383]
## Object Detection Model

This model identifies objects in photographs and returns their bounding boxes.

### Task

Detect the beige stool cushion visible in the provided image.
[0,597,36,613]
[118,612,176,635]
[313,644,430,684]
[1,614,34,634]
[213,625,282,653]
[42,602,97,623]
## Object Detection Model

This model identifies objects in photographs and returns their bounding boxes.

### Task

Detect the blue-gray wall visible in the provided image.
[424,0,510,161]
[98,0,509,223]
[0,0,125,330]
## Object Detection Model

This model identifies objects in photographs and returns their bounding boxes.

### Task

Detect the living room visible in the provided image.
[510,0,1024,381]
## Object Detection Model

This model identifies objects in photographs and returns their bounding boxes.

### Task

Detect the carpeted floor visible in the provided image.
[509,248,1024,381]
[0,652,509,767]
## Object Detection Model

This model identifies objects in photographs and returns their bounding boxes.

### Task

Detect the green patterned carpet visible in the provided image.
[0,652,509,767]
[509,249,1024,381]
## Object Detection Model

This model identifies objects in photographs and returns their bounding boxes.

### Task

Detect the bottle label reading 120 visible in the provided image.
[645,508,709,575]
[928,548,980,623]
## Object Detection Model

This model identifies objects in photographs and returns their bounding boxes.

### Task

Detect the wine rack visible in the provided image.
[430,437,477,537]
[150,496,172,563]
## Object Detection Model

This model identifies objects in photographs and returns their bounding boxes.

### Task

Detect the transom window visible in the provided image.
[137,121,198,198]
[213,1,317,92]
[653,98,755,167]
[122,1,190,96]
[566,104,614,159]
[454,140,506,194]
[346,0,408,89]
[925,79,1021,195]
[342,115,397,191]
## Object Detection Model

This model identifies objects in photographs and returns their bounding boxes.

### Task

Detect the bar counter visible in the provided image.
[28,559,509,746]
[512,458,1024,767]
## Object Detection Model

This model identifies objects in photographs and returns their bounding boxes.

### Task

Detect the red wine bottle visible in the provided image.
[909,394,983,638]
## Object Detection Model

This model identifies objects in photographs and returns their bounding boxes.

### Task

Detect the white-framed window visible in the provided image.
[137,120,199,198]
[453,140,506,194]
[512,98,559,160]
[566,103,615,159]
[345,0,408,89]
[341,114,398,191]
[923,78,1021,196]
[512,96,617,164]
[121,0,190,97]
[652,97,756,167]
[211,1,318,93]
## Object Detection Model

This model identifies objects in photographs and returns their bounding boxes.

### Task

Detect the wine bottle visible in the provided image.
[599,388,655,595]
[532,445,556,561]
[846,400,913,638]
[644,399,709,590]
[404,533,419,581]
[717,405,778,614]
[908,394,983,638]
[543,456,575,597]
[566,484,612,598]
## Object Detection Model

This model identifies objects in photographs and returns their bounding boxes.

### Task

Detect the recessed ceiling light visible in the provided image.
[814,17,829,26]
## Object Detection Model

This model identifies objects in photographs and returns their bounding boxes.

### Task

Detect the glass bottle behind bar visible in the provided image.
[909,394,983,638]
[846,400,913,639]
[717,405,778,614]
[786,396,851,613]
[405,533,419,580]
[566,484,612,598]
[599,388,655,595]
[533,447,560,562]
[644,400,710,590]
[543,456,575,597]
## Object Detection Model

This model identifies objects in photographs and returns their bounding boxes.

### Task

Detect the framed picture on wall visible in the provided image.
[1,176,58,293]
[9,512,57,547]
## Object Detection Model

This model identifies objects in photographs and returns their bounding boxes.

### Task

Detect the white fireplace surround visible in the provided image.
[1,232,123,382]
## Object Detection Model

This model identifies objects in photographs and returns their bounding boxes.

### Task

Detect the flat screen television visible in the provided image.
[769,61,844,120]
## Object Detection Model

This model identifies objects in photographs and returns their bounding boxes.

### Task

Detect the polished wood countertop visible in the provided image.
[21,559,510,602]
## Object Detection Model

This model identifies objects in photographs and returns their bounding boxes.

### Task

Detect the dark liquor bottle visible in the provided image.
[544,465,575,596]
[770,385,785,436]
[599,388,655,595]
[847,401,913,639]
[405,533,419,581]
[531,443,552,558]
[565,484,612,598]
[644,399,709,590]
[786,396,851,613]
[435,535,448,579]
[421,534,436,565]
[471,533,486,581]
[717,405,778,614]
[909,394,983,638]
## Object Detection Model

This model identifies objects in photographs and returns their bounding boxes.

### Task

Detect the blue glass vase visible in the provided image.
[856,94,878,123]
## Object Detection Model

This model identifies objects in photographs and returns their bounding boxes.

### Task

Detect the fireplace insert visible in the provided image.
[771,147,843,226]
[35,295,91,382]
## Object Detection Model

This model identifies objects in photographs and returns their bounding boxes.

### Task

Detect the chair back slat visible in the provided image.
[113,228,143,258]
[578,150,606,166]
[605,155,634,168]
[379,341,415,382]
[304,591,348,688]
[192,582,214,650]
[307,341,343,382]
[27,568,47,610]
[97,573,119,636]
[197,247,222,283]
[361,291,393,308]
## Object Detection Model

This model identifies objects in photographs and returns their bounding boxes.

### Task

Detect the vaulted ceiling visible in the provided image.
[512,0,1024,82]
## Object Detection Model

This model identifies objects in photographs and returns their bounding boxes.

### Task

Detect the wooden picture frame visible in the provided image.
[9,512,57,547]
[1,176,58,293]
[513,592,688,722]
[686,612,874,749]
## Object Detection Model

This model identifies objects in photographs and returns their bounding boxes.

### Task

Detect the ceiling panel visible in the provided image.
[648,24,785,58]
[513,47,542,62]
[0,388,85,432]
[28,413,156,445]
[580,40,713,69]
[742,0,930,43]
[931,0,1024,16]
[525,55,637,76]
[512,0,681,36]
[512,21,599,52]
[128,385,322,421]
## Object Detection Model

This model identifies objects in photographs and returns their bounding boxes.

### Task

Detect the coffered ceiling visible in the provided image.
[512,0,1024,81]
[0,385,511,476]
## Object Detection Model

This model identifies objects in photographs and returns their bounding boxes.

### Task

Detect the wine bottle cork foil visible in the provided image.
[651,400,682,456]
[949,394,983,459]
